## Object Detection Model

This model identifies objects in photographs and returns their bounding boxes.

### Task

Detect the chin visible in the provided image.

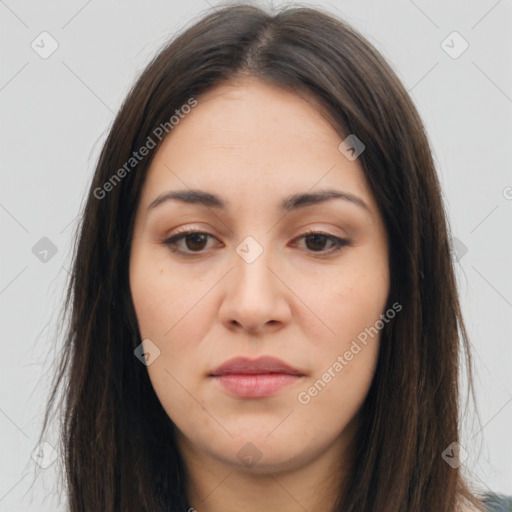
[195,427,321,474]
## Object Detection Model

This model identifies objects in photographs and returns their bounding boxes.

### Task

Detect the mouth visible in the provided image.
[208,356,306,398]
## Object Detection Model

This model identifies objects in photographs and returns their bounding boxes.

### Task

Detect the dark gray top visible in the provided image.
[482,493,512,512]
[183,493,512,511]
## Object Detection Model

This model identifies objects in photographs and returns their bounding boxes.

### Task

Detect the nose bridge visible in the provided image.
[219,233,289,332]
[233,234,275,295]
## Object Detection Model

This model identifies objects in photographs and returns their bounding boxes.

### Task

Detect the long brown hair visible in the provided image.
[41,3,485,511]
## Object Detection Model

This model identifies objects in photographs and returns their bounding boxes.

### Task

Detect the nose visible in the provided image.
[218,243,292,335]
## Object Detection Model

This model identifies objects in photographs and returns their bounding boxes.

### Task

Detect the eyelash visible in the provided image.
[162,229,351,257]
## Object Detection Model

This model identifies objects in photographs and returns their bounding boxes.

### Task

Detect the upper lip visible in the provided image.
[209,356,305,376]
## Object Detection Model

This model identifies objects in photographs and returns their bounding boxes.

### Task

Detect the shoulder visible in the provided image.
[480,493,512,512]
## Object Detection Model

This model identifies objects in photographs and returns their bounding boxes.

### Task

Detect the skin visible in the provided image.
[129,78,390,512]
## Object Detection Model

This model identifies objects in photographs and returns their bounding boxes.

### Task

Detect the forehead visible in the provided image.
[139,79,376,216]
[163,79,342,158]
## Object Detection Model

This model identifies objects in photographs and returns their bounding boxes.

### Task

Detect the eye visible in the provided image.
[294,231,350,255]
[162,230,350,256]
[163,230,220,255]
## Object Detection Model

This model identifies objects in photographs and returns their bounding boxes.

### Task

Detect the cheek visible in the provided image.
[129,244,218,381]
[292,346,378,453]
[130,254,214,425]
[294,259,389,348]
[294,309,382,436]
[130,243,209,340]
[292,251,388,407]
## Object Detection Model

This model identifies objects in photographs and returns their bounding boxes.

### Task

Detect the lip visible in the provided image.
[210,356,304,377]
[209,356,305,398]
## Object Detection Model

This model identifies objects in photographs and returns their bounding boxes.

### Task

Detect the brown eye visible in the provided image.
[304,233,330,251]
[163,231,216,254]
[183,233,208,251]
[295,231,350,255]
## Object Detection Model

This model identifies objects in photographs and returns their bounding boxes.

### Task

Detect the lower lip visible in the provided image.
[212,373,302,398]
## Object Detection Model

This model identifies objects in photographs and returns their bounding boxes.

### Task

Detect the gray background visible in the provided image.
[1,0,511,510]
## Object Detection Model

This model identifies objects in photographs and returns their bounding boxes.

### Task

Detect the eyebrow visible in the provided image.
[147,188,370,213]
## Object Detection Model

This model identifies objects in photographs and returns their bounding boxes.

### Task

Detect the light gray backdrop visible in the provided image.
[1,0,511,510]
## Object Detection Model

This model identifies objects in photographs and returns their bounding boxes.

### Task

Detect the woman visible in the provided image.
[41,3,511,511]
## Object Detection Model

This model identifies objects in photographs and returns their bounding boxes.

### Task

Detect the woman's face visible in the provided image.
[129,79,390,474]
